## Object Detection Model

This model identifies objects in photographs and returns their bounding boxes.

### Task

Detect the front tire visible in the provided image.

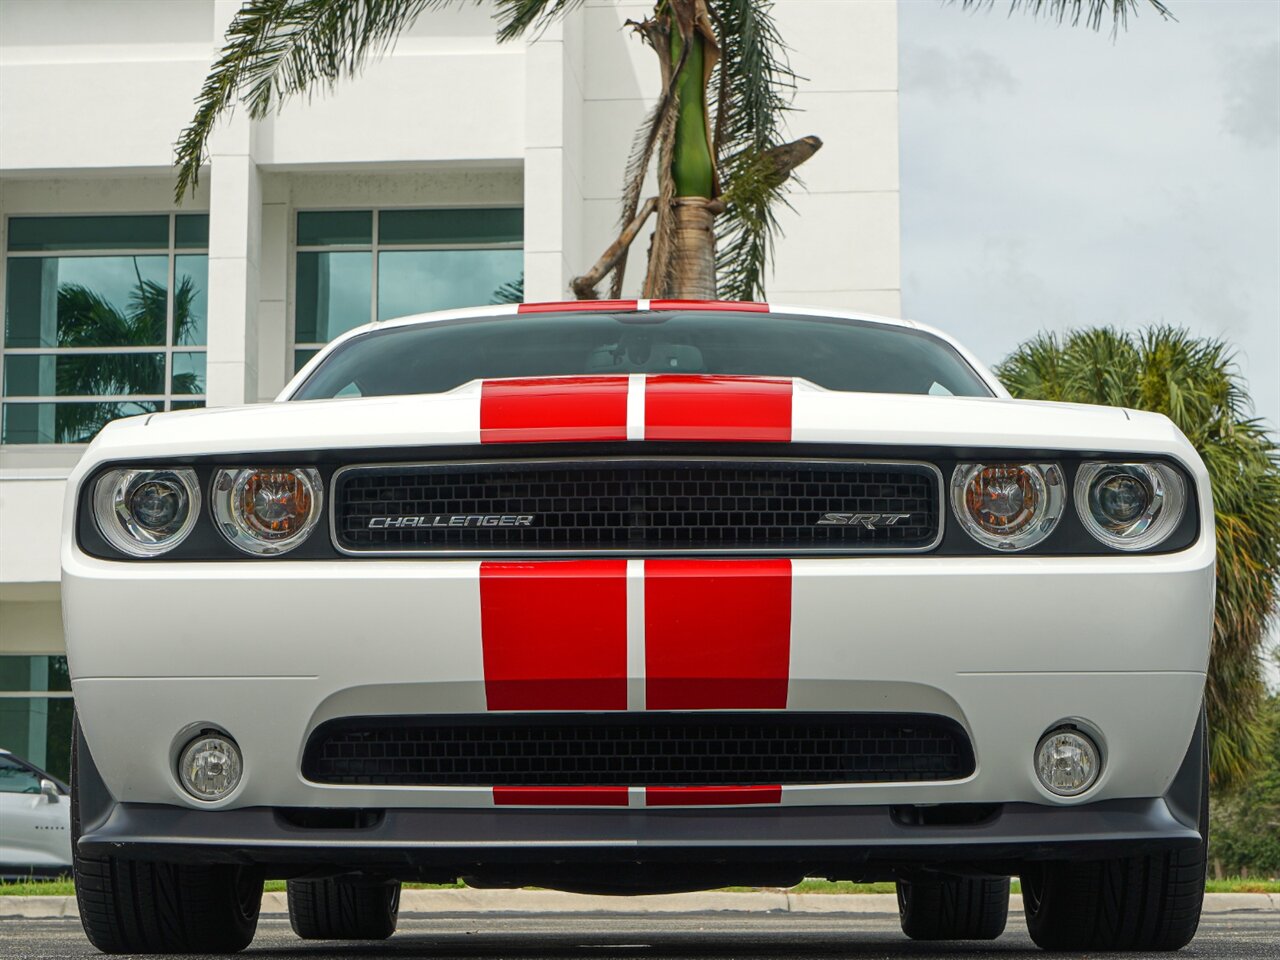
[71,722,262,954]
[287,876,401,940]
[1021,844,1206,951]
[896,875,1009,940]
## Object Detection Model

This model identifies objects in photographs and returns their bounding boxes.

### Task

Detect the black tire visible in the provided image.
[287,876,401,940]
[896,875,1010,940]
[1021,723,1209,951]
[71,721,262,954]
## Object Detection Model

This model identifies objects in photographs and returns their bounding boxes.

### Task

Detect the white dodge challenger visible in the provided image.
[62,301,1212,953]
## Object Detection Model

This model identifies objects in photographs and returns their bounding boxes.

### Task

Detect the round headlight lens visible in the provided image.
[1075,462,1185,550]
[212,467,322,556]
[1035,726,1102,797]
[951,463,1065,551]
[93,468,201,557]
[178,733,243,802]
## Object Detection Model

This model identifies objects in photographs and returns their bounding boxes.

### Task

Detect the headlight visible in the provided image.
[951,463,1065,551]
[93,468,200,557]
[1075,462,1185,551]
[212,467,323,556]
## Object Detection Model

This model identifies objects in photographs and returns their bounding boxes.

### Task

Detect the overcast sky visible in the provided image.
[898,0,1279,432]
[897,0,1280,680]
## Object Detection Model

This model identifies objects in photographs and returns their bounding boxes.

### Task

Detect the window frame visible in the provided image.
[289,206,523,370]
[0,212,210,446]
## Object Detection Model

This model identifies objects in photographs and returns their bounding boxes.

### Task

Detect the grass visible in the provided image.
[1205,878,1280,893]
[4,877,1276,896]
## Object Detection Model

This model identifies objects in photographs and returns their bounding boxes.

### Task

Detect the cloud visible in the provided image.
[1222,40,1280,148]
[900,44,1019,101]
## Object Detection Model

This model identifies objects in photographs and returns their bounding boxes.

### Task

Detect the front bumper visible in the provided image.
[65,544,1213,813]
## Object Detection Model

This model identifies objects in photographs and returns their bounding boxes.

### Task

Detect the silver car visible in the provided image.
[0,749,71,880]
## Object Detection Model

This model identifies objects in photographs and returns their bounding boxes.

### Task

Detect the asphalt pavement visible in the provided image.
[4,910,1279,959]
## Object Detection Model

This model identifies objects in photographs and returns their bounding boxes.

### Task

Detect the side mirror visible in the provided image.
[39,778,61,803]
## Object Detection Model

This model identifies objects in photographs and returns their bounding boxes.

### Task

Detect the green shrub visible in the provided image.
[1209,693,1280,877]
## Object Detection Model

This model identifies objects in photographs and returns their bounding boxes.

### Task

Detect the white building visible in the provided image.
[0,0,900,779]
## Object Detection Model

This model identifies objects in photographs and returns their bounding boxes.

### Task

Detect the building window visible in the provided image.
[0,656,73,784]
[1,214,209,445]
[293,208,523,371]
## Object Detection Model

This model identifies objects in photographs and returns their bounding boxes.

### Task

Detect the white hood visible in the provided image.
[77,376,1196,465]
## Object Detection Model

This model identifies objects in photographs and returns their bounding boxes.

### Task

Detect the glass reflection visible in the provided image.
[171,352,207,395]
[174,255,208,345]
[3,353,165,397]
[376,249,523,322]
[4,256,169,347]
[295,251,372,343]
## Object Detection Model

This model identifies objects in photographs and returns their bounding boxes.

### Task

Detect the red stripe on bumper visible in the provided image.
[644,559,792,710]
[647,300,770,312]
[480,377,629,443]
[479,561,628,710]
[517,300,638,313]
[645,786,782,806]
[494,787,630,806]
[644,375,792,442]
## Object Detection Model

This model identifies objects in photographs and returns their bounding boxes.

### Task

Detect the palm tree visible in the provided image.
[173,0,1169,302]
[998,328,1280,789]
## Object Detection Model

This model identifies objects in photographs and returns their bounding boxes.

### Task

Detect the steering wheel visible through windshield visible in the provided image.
[291,310,993,400]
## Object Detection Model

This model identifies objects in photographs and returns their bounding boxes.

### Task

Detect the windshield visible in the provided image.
[291,310,993,400]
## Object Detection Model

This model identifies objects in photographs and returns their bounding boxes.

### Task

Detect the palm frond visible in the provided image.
[708,0,797,301]
[954,0,1174,33]
[612,100,666,289]
[715,149,789,303]
[710,0,793,158]
[490,273,525,304]
[176,0,438,199]
[176,0,576,201]
[492,0,582,42]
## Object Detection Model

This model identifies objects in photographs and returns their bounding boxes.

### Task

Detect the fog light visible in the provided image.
[178,733,243,801]
[1034,726,1101,797]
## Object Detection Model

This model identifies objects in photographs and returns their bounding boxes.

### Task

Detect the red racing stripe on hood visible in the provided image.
[644,559,792,710]
[644,375,792,442]
[480,377,629,443]
[480,560,628,710]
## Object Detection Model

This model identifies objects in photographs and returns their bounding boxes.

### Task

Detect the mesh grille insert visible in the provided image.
[301,713,974,787]
[333,459,940,555]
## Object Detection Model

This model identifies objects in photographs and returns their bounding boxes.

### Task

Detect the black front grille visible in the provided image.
[333,458,940,555]
[302,713,974,787]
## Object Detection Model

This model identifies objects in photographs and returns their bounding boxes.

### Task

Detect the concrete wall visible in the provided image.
[0,0,899,656]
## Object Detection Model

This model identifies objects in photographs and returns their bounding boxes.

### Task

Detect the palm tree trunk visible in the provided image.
[668,198,717,299]
[664,16,717,300]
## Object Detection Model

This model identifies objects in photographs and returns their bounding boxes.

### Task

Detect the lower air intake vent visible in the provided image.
[301,712,974,787]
